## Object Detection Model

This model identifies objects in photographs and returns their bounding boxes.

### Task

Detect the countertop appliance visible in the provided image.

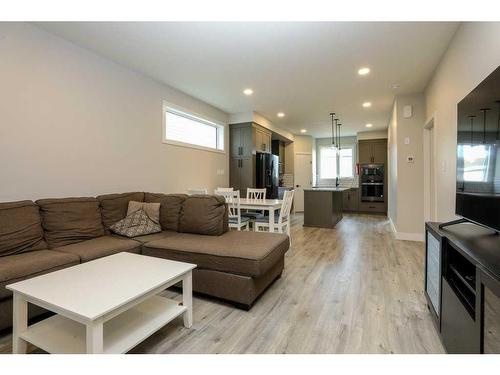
[360,164,385,202]
[256,152,279,199]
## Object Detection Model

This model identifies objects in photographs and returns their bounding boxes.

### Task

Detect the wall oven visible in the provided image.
[360,164,385,202]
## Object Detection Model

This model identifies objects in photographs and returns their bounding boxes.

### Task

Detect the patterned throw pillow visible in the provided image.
[109,209,161,238]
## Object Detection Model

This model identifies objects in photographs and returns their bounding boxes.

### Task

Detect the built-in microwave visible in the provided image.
[360,164,385,202]
[361,164,384,179]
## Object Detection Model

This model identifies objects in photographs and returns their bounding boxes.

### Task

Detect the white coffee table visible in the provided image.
[6,252,196,354]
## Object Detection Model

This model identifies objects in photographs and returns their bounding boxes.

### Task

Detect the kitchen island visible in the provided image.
[303,187,348,228]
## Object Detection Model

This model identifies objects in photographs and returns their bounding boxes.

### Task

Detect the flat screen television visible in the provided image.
[456,65,500,232]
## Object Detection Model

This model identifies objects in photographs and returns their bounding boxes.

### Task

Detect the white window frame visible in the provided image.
[317,143,356,185]
[162,101,226,154]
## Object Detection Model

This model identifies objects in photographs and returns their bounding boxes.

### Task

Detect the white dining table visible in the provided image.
[238,198,283,232]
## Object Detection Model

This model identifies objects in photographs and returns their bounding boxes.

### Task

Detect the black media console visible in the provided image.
[425,222,500,353]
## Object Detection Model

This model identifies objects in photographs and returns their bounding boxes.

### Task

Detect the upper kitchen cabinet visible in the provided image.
[230,122,272,156]
[230,123,254,157]
[254,126,272,153]
[358,139,387,164]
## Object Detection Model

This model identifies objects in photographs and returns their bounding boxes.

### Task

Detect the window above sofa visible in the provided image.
[163,103,225,153]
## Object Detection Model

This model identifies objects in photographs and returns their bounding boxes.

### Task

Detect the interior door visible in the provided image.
[294,153,312,212]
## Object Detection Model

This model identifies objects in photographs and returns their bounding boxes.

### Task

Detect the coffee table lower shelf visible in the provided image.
[20,296,186,354]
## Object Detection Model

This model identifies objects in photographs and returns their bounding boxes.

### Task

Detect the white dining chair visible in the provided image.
[187,188,208,195]
[242,188,267,227]
[214,189,249,231]
[214,187,234,193]
[254,190,294,237]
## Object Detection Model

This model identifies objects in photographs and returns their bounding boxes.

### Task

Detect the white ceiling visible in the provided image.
[35,22,459,137]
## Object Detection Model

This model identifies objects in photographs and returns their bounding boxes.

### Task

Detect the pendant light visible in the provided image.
[469,115,476,146]
[330,112,336,148]
[337,123,342,151]
[480,108,490,144]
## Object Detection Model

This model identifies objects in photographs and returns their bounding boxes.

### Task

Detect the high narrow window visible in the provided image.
[163,105,224,152]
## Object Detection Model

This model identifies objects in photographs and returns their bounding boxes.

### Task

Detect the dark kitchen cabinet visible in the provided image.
[272,140,286,175]
[342,188,359,212]
[254,126,271,153]
[230,157,254,197]
[229,122,274,197]
[230,124,253,157]
[358,139,387,164]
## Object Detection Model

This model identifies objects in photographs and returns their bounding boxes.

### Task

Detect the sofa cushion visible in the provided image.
[109,209,161,238]
[131,230,177,244]
[97,192,145,229]
[0,250,79,300]
[53,236,141,262]
[142,230,289,277]
[36,197,105,248]
[127,201,160,224]
[144,193,187,232]
[0,200,47,257]
[179,195,228,236]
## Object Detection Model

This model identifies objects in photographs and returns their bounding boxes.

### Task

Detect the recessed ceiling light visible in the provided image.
[362,102,372,108]
[243,88,253,96]
[358,67,370,76]
[300,129,307,133]
[277,112,285,118]
[366,123,373,128]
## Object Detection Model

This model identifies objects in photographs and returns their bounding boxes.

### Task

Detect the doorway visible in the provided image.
[294,153,312,212]
[424,117,436,221]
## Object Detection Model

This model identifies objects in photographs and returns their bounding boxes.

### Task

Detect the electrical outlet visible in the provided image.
[407,155,415,163]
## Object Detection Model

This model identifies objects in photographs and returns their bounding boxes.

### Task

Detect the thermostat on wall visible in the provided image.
[403,105,413,118]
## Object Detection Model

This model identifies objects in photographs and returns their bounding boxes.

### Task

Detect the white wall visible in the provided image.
[0,23,230,202]
[425,22,500,221]
[388,102,398,227]
[387,94,426,240]
[357,130,388,140]
[228,111,295,142]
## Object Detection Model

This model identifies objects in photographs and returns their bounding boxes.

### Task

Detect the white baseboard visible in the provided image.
[394,232,424,242]
[389,217,424,242]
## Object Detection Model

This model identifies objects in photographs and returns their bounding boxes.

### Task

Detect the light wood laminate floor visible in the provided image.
[0,214,444,354]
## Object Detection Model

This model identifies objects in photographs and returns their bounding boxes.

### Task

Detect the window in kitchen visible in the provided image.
[319,145,354,181]
[163,104,224,152]
[461,144,491,182]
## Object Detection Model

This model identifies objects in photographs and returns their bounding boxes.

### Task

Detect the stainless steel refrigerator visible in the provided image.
[256,152,279,199]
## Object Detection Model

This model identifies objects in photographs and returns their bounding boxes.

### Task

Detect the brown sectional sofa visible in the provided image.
[0,192,289,331]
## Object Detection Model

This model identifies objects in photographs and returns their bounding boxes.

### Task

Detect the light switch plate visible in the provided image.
[403,105,413,118]
[404,137,410,145]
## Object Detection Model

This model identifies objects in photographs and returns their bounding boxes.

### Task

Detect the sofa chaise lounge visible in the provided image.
[0,192,289,331]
